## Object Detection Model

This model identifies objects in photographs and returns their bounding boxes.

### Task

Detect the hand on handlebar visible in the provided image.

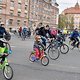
[47,38,53,42]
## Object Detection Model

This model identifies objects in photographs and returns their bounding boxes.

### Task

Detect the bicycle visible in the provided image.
[52,38,69,54]
[45,39,60,60]
[29,45,49,66]
[0,42,13,80]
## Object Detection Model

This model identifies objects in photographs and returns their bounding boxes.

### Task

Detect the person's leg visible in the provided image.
[34,48,40,59]
[72,38,76,46]
[76,38,79,48]
[1,55,5,64]
[41,37,46,47]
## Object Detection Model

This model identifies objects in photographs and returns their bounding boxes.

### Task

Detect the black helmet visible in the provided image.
[4,33,11,41]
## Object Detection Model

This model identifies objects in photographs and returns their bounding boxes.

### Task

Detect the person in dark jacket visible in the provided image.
[38,25,52,47]
[69,28,80,48]
[0,22,7,38]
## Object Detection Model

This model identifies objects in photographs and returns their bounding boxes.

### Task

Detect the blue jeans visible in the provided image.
[41,36,46,47]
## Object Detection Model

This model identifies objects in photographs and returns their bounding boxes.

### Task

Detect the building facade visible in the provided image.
[62,2,80,30]
[0,0,29,29]
[28,0,59,30]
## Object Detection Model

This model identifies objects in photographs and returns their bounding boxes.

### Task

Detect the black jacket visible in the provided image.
[38,27,52,38]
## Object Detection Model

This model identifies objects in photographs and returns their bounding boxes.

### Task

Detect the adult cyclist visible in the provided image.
[69,28,80,48]
[36,24,53,47]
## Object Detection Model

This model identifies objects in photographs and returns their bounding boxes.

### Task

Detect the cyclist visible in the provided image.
[34,22,43,35]
[33,35,45,59]
[69,28,80,48]
[55,29,65,48]
[37,24,53,47]
[0,22,9,64]
[57,29,65,41]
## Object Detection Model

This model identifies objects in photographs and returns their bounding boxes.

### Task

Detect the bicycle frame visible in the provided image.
[45,41,53,50]
[0,58,8,69]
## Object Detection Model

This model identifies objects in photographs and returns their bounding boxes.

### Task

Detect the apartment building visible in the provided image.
[0,0,29,29]
[28,0,59,30]
[62,2,80,29]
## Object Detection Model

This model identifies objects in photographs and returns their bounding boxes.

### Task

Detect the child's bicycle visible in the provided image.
[29,47,49,66]
[0,42,13,80]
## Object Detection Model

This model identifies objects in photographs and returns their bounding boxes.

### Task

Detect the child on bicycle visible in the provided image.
[33,35,45,59]
[0,39,8,64]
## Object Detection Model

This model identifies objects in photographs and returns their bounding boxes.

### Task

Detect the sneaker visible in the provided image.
[32,56,36,61]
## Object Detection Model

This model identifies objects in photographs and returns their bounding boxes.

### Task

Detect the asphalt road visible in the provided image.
[0,34,80,80]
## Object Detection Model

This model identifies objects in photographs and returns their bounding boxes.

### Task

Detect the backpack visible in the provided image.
[51,29,57,36]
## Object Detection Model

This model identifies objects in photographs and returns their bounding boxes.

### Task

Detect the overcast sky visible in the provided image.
[56,0,80,13]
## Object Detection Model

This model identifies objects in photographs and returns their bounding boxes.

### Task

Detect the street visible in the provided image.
[0,34,80,80]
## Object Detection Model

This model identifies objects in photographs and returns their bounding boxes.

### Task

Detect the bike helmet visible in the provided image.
[35,35,41,41]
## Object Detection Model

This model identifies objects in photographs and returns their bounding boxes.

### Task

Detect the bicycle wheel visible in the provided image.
[41,56,49,66]
[60,44,69,54]
[29,53,36,62]
[3,65,13,80]
[48,47,60,60]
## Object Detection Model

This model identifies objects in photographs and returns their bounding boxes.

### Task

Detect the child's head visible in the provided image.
[35,35,41,42]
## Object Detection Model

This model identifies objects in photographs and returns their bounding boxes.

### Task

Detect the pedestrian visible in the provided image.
[18,27,22,37]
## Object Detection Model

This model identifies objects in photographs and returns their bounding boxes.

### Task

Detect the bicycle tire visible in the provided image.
[3,65,13,80]
[60,43,69,54]
[29,53,36,62]
[48,47,60,60]
[41,56,49,66]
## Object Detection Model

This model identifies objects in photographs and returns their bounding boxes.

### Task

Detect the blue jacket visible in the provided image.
[70,30,80,38]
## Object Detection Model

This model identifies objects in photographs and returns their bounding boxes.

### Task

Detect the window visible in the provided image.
[25,13,27,18]
[25,5,28,10]
[10,10,14,16]
[18,3,21,9]
[17,20,20,25]
[9,19,13,25]
[24,21,26,25]
[18,11,21,16]
[10,1,14,7]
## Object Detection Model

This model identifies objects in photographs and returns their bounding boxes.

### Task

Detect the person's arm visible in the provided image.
[4,28,7,35]
[47,30,53,38]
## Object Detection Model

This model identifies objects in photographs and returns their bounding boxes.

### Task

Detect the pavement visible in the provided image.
[0,33,80,80]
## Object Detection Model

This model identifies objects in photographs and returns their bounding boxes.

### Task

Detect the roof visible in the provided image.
[63,2,80,14]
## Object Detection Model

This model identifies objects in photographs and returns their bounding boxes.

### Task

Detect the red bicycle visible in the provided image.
[29,47,49,66]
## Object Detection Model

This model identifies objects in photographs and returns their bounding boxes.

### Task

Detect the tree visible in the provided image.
[58,14,67,29]
[69,16,74,30]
